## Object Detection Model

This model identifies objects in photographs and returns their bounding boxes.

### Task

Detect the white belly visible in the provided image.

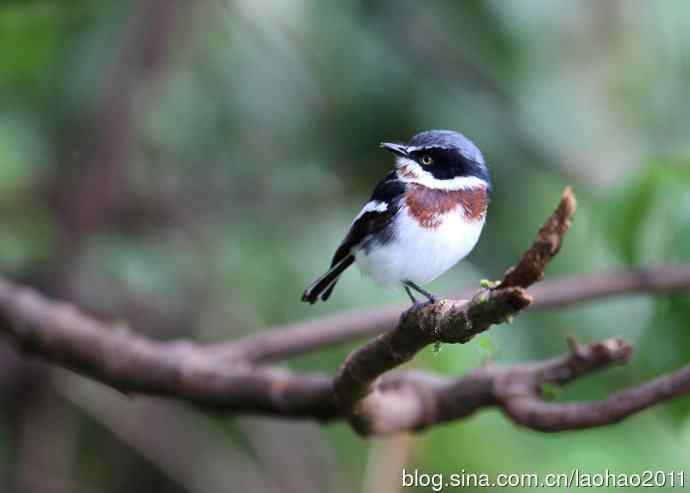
[354,206,485,287]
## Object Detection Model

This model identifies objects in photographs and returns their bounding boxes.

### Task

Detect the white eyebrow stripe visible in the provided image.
[352,200,388,223]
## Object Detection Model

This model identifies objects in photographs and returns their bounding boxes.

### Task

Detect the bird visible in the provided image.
[301,129,491,306]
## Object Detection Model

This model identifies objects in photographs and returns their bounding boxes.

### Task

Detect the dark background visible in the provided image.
[1,1,689,491]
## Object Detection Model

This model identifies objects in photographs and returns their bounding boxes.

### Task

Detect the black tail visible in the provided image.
[301,255,354,304]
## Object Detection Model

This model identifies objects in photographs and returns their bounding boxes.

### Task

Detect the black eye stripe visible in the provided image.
[411,148,443,165]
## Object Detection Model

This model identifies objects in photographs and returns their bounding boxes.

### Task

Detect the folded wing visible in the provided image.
[302,173,405,303]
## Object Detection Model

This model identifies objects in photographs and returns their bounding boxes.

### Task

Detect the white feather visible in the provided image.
[354,204,485,287]
[352,200,388,223]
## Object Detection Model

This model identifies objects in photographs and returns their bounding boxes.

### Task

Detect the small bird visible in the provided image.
[302,129,491,305]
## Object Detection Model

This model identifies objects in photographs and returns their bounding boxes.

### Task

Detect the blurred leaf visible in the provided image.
[601,161,690,264]
[0,206,55,272]
[0,3,61,87]
[476,335,496,362]
[0,114,49,194]
[539,382,561,401]
[638,294,690,422]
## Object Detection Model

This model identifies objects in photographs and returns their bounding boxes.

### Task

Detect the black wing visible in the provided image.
[330,172,405,267]
[302,172,405,303]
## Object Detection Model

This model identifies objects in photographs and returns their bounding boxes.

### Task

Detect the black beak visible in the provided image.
[380,142,409,157]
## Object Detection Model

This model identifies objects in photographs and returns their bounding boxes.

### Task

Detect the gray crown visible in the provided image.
[408,129,484,165]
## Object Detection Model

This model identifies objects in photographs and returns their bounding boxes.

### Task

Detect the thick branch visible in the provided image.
[0,278,336,419]
[368,337,634,434]
[1,276,690,435]
[500,358,690,432]
[333,288,531,426]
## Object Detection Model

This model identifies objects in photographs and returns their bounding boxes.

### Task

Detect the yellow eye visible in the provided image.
[421,155,433,165]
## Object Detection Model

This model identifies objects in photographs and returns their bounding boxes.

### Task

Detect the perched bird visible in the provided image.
[302,129,491,305]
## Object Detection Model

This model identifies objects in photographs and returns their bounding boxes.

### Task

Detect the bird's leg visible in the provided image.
[404,281,439,304]
[404,285,418,305]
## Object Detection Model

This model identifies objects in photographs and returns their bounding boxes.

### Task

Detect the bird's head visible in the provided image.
[381,129,490,190]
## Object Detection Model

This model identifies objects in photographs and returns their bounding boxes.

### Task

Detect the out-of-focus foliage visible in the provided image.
[1,1,689,492]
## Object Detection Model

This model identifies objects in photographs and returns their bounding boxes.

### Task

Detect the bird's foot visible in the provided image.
[425,293,439,304]
[404,281,439,307]
[409,300,425,310]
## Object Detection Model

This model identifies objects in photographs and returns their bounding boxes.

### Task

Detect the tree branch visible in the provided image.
[213,264,690,364]
[365,336,634,434]
[0,279,336,419]
[333,287,532,432]
[333,188,575,432]
[500,186,576,288]
[2,187,690,435]
[498,340,690,432]
[1,271,690,434]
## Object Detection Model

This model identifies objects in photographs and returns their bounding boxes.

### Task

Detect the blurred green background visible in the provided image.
[1,0,690,491]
